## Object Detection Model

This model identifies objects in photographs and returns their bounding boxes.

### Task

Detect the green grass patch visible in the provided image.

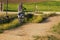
[4,4,18,12]
[4,1,60,12]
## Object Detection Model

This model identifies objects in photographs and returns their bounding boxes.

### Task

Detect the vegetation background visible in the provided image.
[0,0,59,12]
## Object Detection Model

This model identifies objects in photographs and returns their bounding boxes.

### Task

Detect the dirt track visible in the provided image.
[0,16,60,40]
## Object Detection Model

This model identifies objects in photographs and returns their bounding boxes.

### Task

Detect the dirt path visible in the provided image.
[0,16,60,40]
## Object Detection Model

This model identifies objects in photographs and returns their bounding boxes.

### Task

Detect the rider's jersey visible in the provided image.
[18,12,24,19]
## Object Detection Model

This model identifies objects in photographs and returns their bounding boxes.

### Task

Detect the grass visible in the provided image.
[0,13,20,33]
[4,4,18,12]
[33,35,60,40]
[26,13,44,23]
[0,13,18,24]
[52,23,60,34]
[0,19,20,33]
[31,15,43,23]
[4,1,60,12]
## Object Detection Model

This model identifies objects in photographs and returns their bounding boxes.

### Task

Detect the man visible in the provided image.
[18,2,25,24]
